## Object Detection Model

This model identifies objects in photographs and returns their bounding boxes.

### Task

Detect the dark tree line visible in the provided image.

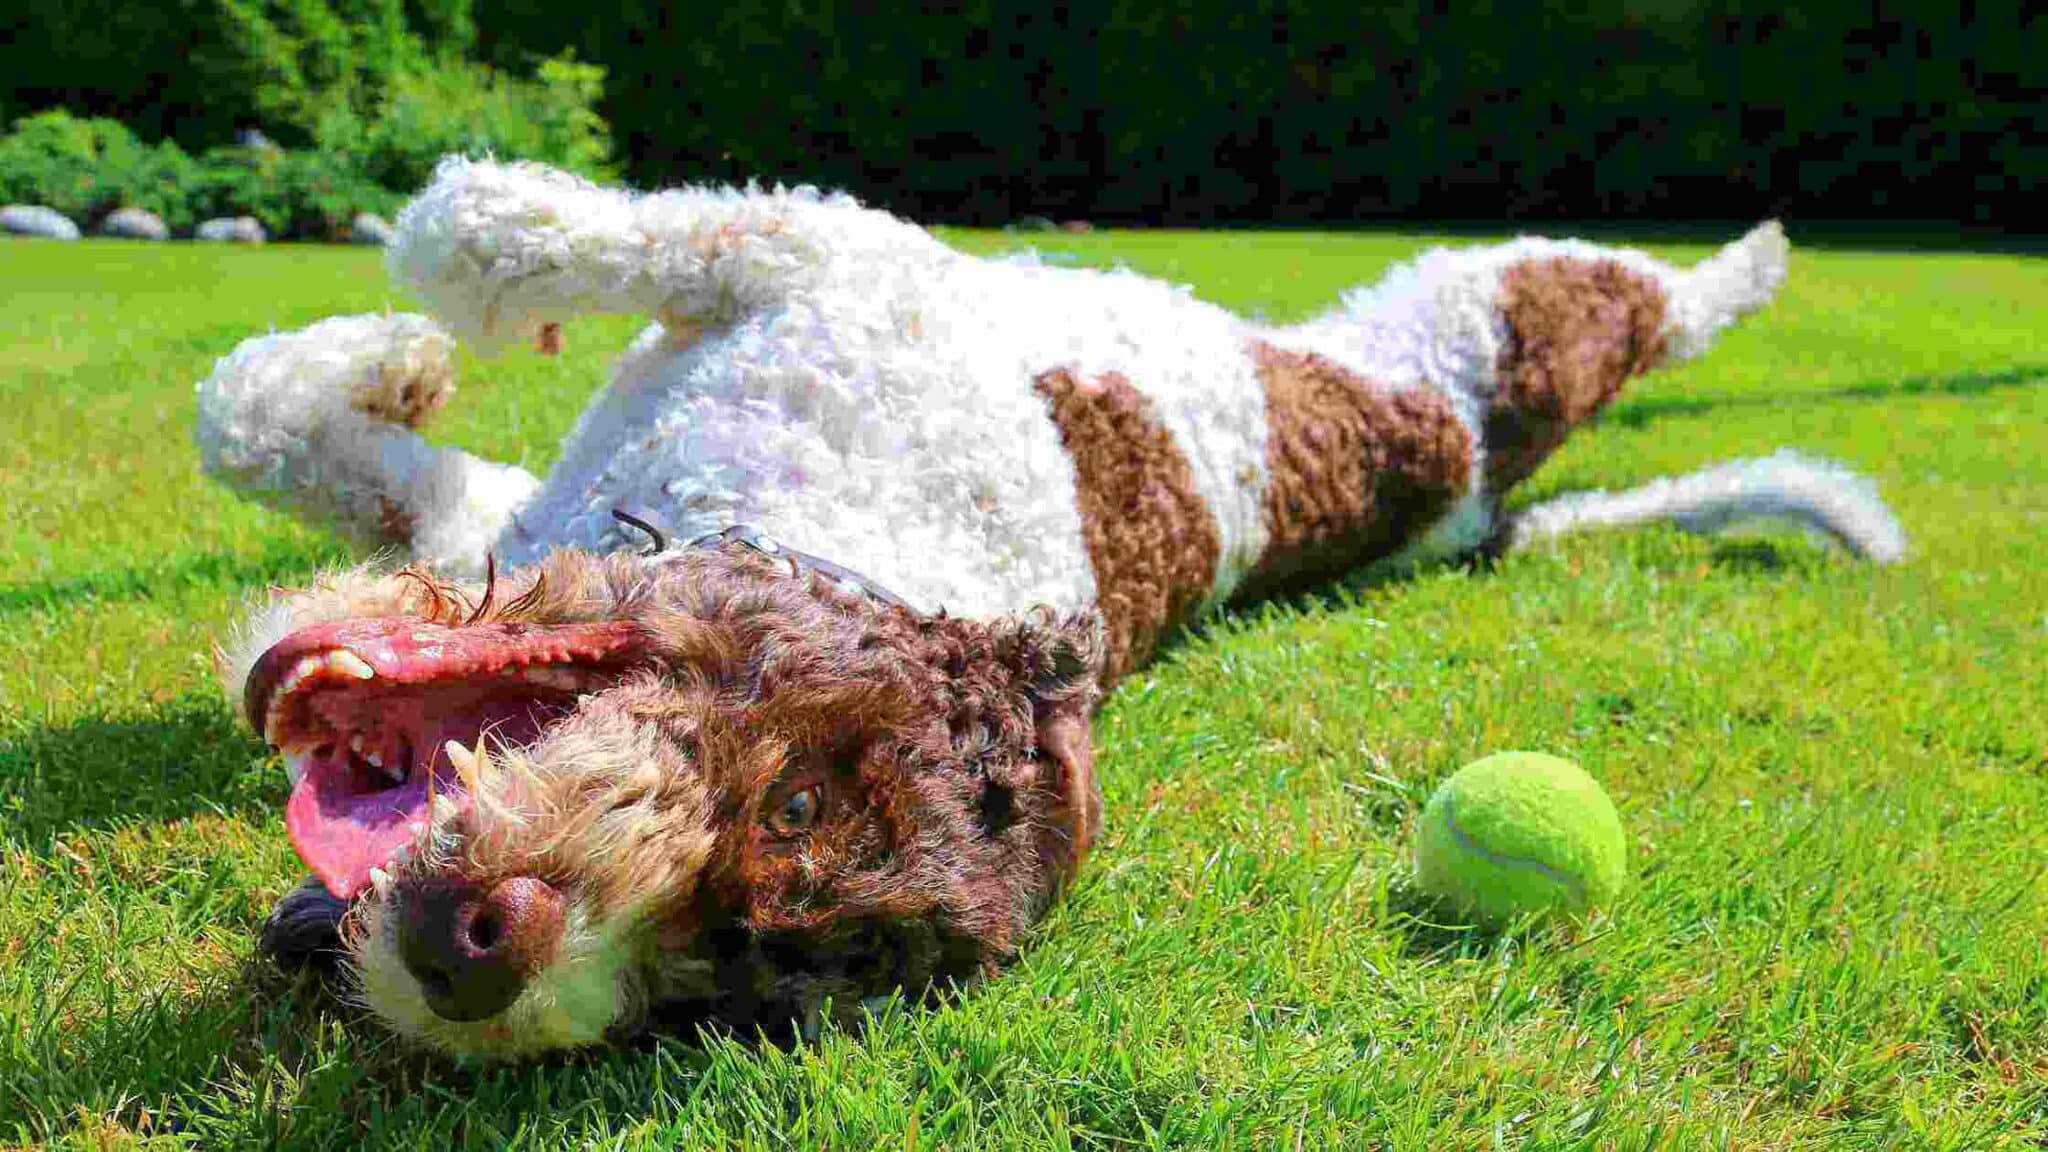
[5,0,2038,225]
[469,0,2037,225]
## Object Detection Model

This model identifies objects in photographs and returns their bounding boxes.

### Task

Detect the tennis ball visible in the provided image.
[1413,751,1627,926]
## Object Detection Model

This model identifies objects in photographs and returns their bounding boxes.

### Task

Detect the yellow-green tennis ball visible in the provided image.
[1414,751,1627,926]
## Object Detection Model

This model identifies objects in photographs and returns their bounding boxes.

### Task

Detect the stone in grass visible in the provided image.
[349,212,394,246]
[99,207,170,241]
[1,205,81,240]
[195,215,267,244]
[196,216,266,244]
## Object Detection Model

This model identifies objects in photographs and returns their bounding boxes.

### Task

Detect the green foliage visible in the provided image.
[0,0,612,199]
[192,144,403,241]
[1,233,2045,1144]
[464,0,2040,225]
[0,110,401,240]
[0,111,204,231]
[205,0,430,141]
[313,52,616,193]
[0,0,477,149]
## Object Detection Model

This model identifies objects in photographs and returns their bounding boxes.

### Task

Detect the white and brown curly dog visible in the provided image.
[196,157,1903,1058]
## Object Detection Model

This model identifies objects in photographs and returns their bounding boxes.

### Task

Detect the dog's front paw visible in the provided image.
[259,876,350,973]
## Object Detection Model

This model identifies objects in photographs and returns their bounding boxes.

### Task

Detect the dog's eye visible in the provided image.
[770,786,822,836]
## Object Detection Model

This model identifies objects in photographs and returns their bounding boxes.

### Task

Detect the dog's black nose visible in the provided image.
[397,876,565,1022]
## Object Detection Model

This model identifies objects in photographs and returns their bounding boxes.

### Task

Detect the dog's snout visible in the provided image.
[397,876,565,1022]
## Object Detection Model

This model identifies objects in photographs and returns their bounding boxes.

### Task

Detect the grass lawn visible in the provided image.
[2,228,2045,1149]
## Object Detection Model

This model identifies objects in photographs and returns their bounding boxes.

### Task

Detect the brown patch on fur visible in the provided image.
[1488,257,1670,493]
[533,322,563,356]
[375,498,417,548]
[1243,342,1472,598]
[1033,368,1220,682]
[350,373,448,429]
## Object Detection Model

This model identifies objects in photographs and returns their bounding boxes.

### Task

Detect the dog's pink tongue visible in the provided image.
[285,753,430,900]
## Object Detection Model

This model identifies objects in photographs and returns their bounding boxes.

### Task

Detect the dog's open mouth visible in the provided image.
[246,618,645,899]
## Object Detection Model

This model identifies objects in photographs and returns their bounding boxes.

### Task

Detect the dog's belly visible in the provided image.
[499,260,1275,622]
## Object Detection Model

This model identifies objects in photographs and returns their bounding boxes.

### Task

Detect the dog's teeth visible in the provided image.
[328,650,376,680]
[368,866,393,897]
[277,654,324,696]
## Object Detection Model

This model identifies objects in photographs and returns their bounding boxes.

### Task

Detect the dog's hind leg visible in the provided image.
[195,312,538,576]
[1483,222,1788,495]
[386,157,950,356]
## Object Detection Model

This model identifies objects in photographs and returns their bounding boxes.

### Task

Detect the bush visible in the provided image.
[193,145,403,241]
[0,111,204,231]
[314,52,615,193]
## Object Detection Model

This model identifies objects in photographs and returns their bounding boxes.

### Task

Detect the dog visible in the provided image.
[196,158,1903,1058]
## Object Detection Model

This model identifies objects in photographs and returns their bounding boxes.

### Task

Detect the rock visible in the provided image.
[1,205,80,240]
[236,128,277,152]
[99,207,170,241]
[195,216,266,244]
[349,212,394,246]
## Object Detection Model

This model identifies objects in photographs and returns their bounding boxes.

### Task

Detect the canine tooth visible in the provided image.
[278,656,317,691]
[449,737,493,794]
[328,650,376,680]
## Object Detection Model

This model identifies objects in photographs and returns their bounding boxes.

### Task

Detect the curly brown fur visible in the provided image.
[1487,257,1669,493]
[243,545,1101,1056]
[1033,367,1221,680]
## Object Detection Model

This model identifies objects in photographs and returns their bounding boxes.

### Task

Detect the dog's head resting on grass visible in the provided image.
[237,544,1101,1057]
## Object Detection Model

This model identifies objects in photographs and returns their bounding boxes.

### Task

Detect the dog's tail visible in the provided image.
[1502,451,1906,563]
[387,156,947,356]
[195,312,537,576]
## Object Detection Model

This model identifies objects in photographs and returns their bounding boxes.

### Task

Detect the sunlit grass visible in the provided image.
[2,232,2044,1148]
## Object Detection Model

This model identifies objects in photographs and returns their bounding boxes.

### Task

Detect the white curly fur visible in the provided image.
[195,160,1880,642]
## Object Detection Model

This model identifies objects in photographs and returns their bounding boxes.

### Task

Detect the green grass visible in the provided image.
[2,230,2045,1149]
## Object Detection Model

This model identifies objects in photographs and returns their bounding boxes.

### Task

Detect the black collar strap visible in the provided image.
[611,508,917,613]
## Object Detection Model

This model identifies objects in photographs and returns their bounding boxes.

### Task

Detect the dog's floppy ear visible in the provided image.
[1001,613,1106,884]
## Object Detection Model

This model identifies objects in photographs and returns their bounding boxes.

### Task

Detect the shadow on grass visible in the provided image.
[1,956,740,1148]
[1373,219,2048,259]
[1605,363,2048,430]
[0,537,345,619]
[0,694,277,844]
